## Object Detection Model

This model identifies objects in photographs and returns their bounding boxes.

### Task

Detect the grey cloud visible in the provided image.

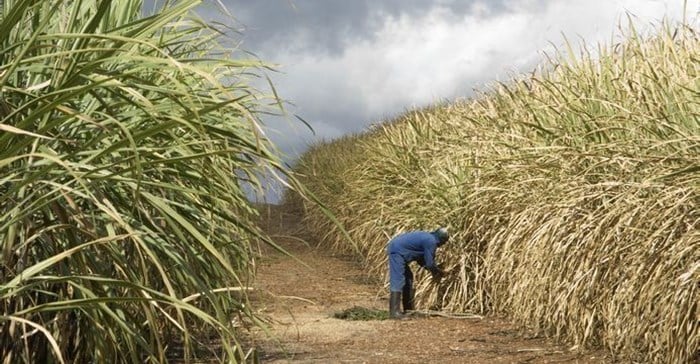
[222,0,508,56]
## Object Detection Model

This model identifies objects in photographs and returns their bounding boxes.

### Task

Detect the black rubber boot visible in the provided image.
[402,268,414,313]
[389,291,404,319]
[402,285,414,313]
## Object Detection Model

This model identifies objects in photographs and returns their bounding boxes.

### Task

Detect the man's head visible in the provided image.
[433,227,449,245]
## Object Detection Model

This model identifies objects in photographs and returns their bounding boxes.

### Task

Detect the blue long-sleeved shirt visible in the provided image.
[386,231,439,269]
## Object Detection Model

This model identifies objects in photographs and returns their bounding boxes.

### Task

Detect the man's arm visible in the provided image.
[423,246,435,269]
[422,243,443,279]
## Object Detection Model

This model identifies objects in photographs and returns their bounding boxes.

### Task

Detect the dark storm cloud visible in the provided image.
[223,0,507,56]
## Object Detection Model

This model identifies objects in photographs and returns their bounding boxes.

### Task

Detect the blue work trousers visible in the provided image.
[388,253,414,298]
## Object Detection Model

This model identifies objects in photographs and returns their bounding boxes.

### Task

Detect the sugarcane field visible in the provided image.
[1,1,698,363]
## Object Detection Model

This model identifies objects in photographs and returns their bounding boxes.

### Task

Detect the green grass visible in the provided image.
[333,306,389,321]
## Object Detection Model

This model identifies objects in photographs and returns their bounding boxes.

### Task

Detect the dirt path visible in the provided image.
[246,207,610,364]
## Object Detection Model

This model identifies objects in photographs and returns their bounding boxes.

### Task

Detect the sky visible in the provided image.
[198,0,698,202]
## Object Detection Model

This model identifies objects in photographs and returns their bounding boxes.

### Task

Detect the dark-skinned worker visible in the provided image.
[386,227,449,319]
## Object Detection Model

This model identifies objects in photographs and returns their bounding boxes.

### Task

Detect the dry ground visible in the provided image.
[245,206,611,364]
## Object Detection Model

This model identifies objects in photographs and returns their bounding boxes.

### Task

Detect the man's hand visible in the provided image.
[428,266,444,282]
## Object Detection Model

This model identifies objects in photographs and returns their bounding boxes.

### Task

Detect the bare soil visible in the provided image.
[246,206,611,364]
